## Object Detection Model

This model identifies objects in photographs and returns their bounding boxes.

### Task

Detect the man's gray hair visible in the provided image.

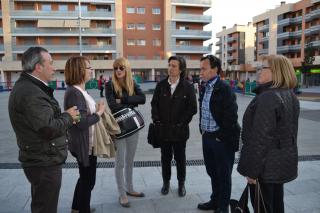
[21,46,48,73]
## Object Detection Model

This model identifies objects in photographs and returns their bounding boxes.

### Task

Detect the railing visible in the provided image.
[259,36,269,42]
[172,14,211,23]
[278,16,302,26]
[172,45,211,52]
[12,27,116,36]
[305,8,320,20]
[310,40,320,47]
[215,40,222,46]
[0,28,3,35]
[171,29,211,38]
[0,44,4,52]
[171,0,211,6]
[277,30,302,39]
[258,24,269,32]
[227,46,234,52]
[305,25,320,35]
[12,44,116,53]
[227,37,237,42]
[277,44,301,53]
[11,10,115,19]
[257,48,268,55]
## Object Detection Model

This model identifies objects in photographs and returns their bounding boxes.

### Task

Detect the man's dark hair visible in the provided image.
[200,55,222,75]
[22,46,48,73]
[168,55,187,79]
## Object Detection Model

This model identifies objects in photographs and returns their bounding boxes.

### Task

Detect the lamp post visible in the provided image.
[78,0,83,56]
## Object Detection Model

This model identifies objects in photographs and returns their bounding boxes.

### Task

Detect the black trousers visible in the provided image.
[249,182,284,213]
[160,141,186,183]
[202,133,235,211]
[72,155,97,213]
[100,87,104,97]
[23,165,62,213]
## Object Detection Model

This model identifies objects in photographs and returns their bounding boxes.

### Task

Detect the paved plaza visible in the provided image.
[0,87,320,212]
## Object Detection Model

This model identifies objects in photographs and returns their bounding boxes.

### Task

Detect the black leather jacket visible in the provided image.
[237,82,300,183]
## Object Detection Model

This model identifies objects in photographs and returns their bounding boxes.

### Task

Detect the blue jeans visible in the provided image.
[202,132,235,211]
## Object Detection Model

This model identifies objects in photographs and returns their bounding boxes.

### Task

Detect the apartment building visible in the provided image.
[215,23,256,80]
[0,0,211,85]
[253,0,320,66]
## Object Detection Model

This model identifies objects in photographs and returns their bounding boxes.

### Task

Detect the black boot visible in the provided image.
[161,181,170,195]
[178,182,186,197]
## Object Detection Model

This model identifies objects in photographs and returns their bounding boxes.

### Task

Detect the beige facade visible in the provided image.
[215,23,256,80]
[0,0,212,84]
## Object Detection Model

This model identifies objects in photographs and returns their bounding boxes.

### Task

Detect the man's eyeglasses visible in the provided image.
[113,66,125,72]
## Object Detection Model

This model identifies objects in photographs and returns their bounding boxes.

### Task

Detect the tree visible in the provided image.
[304,42,316,65]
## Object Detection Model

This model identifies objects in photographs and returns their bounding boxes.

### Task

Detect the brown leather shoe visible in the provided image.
[126,191,145,197]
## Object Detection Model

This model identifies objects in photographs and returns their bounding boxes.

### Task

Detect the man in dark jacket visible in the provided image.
[8,47,79,213]
[151,56,197,197]
[197,55,240,213]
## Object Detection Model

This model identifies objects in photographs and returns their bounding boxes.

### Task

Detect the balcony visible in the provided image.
[216,49,222,54]
[172,14,211,23]
[0,28,3,36]
[227,37,237,43]
[12,44,116,53]
[171,45,211,53]
[277,16,302,26]
[227,46,235,52]
[258,48,268,55]
[171,30,211,39]
[10,10,115,20]
[310,40,320,47]
[258,24,269,32]
[259,36,269,43]
[311,0,320,3]
[12,27,116,37]
[305,8,320,21]
[305,25,320,35]
[277,30,302,40]
[13,0,115,2]
[171,0,211,7]
[0,44,4,53]
[277,44,301,53]
[227,56,236,62]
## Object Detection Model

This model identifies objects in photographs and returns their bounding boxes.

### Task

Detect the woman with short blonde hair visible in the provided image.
[238,54,300,213]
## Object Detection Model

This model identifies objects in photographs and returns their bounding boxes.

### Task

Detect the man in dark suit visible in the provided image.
[197,55,240,213]
[8,47,79,213]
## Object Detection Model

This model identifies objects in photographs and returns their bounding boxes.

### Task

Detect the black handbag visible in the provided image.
[113,108,144,139]
[230,181,267,213]
[230,184,250,213]
[147,123,161,148]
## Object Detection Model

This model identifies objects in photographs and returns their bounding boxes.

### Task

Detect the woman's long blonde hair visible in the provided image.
[112,57,135,96]
[262,55,297,89]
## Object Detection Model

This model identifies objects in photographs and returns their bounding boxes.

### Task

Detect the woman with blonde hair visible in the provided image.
[237,55,300,213]
[105,57,146,208]
[64,56,105,213]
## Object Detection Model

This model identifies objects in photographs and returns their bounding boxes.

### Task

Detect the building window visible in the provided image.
[127,55,135,60]
[58,4,68,12]
[152,24,161,30]
[136,39,146,46]
[153,39,161,46]
[179,26,189,30]
[136,23,146,30]
[137,7,145,14]
[127,40,135,46]
[152,8,161,14]
[126,7,135,14]
[127,23,135,30]
[42,4,51,11]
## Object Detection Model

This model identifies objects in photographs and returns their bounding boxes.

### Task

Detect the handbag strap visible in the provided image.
[254,180,268,213]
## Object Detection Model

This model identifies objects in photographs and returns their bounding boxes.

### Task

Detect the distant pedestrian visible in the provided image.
[8,46,79,213]
[98,75,105,97]
[151,56,197,197]
[238,55,300,213]
[64,56,106,213]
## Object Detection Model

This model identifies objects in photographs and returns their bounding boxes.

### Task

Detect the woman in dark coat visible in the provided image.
[151,56,197,197]
[64,56,105,213]
[237,55,300,213]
